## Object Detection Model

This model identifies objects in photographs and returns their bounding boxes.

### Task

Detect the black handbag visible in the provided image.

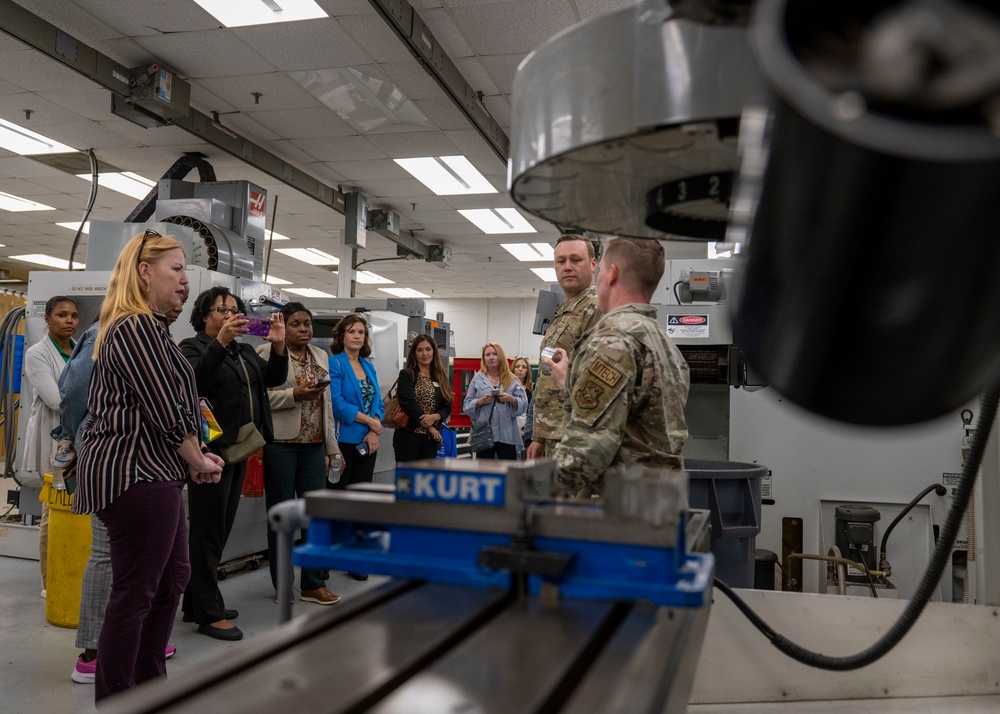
[219,354,266,464]
[469,400,496,453]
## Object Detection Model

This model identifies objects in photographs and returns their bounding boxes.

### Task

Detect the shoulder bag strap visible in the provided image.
[236,353,254,423]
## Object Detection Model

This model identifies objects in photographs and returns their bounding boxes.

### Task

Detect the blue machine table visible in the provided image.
[105,459,714,714]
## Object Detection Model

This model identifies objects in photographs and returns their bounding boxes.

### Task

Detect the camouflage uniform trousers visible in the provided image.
[552,303,690,498]
[532,286,601,444]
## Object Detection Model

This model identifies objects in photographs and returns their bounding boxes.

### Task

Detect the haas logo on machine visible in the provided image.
[248,191,266,218]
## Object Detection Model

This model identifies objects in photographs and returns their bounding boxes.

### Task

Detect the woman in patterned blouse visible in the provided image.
[72,230,223,702]
[392,334,453,463]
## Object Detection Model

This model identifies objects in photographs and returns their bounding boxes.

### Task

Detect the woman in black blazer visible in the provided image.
[392,334,452,463]
[178,287,287,641]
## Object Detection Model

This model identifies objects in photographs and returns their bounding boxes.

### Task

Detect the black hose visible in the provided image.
[68,149,99,271]
[714,378,1000,670]
[264,194,277,279]
[880,483,948,563]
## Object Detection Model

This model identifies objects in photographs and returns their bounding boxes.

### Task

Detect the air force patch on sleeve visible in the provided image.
[589,358,624,387]
[576,380,604,409]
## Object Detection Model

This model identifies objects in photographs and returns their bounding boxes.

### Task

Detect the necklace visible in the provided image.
[288,346,309,362]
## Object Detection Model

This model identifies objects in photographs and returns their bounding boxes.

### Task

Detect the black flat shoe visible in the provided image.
[196,623,243,641]
[347,572,369,581]
[183,609,238,623]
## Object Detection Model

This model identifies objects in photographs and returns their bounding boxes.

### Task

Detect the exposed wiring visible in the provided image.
[851,546,879,599]
[68,149,99,271]
[879,482,948,572]
[355,256,409,271]
[715,377,1000,670]
[672,280,684,305]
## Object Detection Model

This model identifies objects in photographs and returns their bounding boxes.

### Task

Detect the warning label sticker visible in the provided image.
[666,314,709,339]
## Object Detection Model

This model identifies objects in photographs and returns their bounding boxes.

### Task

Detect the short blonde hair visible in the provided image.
[603,237,665,298]
[95,231,185,356]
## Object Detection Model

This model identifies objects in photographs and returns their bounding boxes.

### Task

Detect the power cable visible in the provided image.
[68,149,99,271]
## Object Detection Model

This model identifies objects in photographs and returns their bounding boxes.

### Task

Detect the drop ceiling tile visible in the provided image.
[443,129,504,161]
[323,159,408,181]
[478,53,528,94]
[453,57,500,96]
[188,83,238,116]
[44,121,143,151]
[249,107,356,140]
[289,135,386,162]
[99,120,202,150]
[216,113,280,142]
[36,89,117,123]
[482,95,511,129]
[576,0,637,21]
[337,15,415,64]
[299,161,347,186]
[365,130,460,158]
[234,19,373,71]
[451,1,576,55]
[420,9,474,57]
[0,156,68,179]
[0,177,62,196]
[193,74,322,112]
[316,0,379,15]
[137,31,275,79]
[0,50,96,93]
[355,178,430,198]
[14,0,122,43]
[413,98,472,131]
[379,62,449,102]
[26,174,98,194]
[265,140,325,167]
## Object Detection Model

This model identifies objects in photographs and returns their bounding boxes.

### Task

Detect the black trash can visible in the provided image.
[686,460,766,588]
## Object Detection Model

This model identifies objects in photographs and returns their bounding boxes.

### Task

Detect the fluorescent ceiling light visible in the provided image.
[10,254,84,270]
[191,0,327,27]
[0,192,55,212]
[501,242,553,262]
[285,287,335,298]
[290,66,432,135]
[0,118,75,155]
[264,274,291,285]
[275,247,339,266]
[531,267,557,282]
[356,270,393,285]
[395,156,497,196]
[56,221,90,234]
[459,208,535,234]
[380,287,428,298]
[265,230,290,241]
[76,172,156,200]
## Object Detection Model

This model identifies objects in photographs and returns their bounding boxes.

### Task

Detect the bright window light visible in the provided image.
[0,118,75,155]
[395,156,497,196]
[264,275,291,285]
[531,267,557,282]
[192,0,327,27]
[265,230,290,241]
[56,221,90,234]
[458,208,535,234]
[501,243,553,262]
[0,192,55,212]
[708,241,742,259]
[356,270,393,284]
[76,172,155,200]
[275,248,339,266]
[379,287,428,298]
[11,254,85,270]
[285,287,335,298]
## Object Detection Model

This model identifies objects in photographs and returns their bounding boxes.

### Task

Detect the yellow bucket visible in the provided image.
[41,473,92,628]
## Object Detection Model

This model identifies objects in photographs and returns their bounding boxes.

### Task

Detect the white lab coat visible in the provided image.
[22,337,66,474]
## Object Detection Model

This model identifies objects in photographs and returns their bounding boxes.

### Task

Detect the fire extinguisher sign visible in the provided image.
[249,191,266,219]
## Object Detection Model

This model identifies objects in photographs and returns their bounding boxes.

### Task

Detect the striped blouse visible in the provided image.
[72,312,201,515]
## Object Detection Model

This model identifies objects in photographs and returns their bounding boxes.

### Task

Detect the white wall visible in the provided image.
[424,297,544,361]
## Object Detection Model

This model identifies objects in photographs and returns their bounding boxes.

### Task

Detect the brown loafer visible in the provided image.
[300,587,341,605]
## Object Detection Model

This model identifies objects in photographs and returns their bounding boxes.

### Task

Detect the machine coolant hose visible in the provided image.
[880,482,948,567]
[714,379,1000,670]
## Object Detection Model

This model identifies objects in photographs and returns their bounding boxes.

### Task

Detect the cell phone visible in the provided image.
[245,317,270,337]
[314,379,331,388]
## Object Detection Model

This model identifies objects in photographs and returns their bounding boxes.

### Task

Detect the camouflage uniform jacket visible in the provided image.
[553,303,690,498]
[532,286,601,442]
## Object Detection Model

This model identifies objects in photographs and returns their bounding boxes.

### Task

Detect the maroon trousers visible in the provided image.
[95,480,189,702]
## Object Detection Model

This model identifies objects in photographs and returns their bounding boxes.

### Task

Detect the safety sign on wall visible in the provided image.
[666,314,709,339]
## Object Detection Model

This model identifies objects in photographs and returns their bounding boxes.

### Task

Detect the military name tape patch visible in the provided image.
[576,380,604,409]
[589,357,623,387]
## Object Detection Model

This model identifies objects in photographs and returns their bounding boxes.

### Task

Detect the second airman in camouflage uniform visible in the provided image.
[546,237,689,498]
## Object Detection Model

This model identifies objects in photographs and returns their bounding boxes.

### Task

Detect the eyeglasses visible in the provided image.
[136,229,162,268]
[213,307,239,315]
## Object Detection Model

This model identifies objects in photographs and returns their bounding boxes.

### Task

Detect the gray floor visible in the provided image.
[0,554,384,714]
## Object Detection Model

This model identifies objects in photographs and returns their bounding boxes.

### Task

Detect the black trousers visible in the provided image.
[392,429,440,464]
[182,458,245,625]
[477,442,518,461]
[333,441,378,489]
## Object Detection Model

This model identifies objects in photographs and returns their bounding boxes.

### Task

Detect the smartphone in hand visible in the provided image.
[314,379,331,388]
[245,317,270,336]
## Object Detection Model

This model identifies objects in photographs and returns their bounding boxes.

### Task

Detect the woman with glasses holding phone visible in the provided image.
[392,334,452,463]
[463,343,527,461]
[178,287,287,640]
[71,230,223,702]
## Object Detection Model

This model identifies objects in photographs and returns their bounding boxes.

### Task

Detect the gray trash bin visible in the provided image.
[686,460,766,588]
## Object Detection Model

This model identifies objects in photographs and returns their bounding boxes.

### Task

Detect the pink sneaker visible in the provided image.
[71,655,96,684]
[165,645,176,660]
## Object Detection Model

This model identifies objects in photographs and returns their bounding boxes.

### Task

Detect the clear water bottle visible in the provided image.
[328,452,343,484]
[50,440,73,491]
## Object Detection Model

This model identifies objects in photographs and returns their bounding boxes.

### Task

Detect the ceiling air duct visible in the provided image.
[509,0,757,240]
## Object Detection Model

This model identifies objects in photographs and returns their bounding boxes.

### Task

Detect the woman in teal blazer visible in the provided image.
[328,314,383,490]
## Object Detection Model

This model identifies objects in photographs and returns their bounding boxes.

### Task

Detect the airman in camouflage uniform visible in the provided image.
[547,237,689,498]
[529,235,602,459]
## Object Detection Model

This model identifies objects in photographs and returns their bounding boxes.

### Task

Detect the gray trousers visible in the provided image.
[75,514,111,649]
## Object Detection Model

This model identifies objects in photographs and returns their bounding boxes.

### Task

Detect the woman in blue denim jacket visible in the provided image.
[463,342,527,461]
